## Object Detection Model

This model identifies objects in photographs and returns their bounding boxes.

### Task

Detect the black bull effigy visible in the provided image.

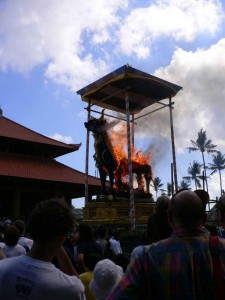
[85,111,153,195]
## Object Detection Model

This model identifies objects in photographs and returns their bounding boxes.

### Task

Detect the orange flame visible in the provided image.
[108,123,152,192]
[110,123,152,165]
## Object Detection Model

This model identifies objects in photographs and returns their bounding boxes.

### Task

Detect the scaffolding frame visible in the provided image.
[77,65,182,230]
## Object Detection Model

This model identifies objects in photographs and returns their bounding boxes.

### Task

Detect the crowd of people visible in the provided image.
[0,190,225,299]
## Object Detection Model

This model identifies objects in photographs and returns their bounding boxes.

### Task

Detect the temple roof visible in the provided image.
[0,153,94,184]
[0,115,80,158]
[0,152,102,197]
[0,113,103,199]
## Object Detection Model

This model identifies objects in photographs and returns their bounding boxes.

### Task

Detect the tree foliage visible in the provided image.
[207,151,225,196]
[151,177,164,198]
[187,129,217,192]
[183,160,202,189]
[179,179,191,190]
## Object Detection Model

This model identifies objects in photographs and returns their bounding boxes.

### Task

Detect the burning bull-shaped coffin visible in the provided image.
[85,110,153,195]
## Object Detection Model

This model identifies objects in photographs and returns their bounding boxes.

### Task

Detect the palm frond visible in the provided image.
[209,169,217,176]
[187,146,199,153]
[182,176,192,180]
[207,149,218,154]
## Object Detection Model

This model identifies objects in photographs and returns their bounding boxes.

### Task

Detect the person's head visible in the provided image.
[155,195,171,214]
[3,219,12,230]
[4,225,20,246]
[96,225,107,239]
[89,259,123,300]
[114,253,130,272]
[84,253,102,271]
[0,248,6,260]
[77,223,94,241]
[168,189,208,228]
[138,232,149,245]
[13,220,26,236]
[27,198,74,244]
[110,228,121,241]
[217,194,225,227]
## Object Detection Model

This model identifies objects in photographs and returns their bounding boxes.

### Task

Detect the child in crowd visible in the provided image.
[0,225,26,257]
[79,253,102,300]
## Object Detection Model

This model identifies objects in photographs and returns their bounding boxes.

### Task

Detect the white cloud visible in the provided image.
[50,133,73,144]
[208,172,225,199]
[117,0,223,58]
[0,0,128,88]
[134,38,225,156]
[0,0,223,90]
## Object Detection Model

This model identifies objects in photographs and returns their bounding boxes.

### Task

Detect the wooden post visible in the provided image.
[125,91,135,231]
[169,97,178,193]
[171,163,174,195]
[85,100,91,204]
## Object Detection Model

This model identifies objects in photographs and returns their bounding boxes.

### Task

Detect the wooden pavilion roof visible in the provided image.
[77,64,182,114]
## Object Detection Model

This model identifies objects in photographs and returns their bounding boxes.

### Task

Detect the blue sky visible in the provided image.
[1,0,225,207]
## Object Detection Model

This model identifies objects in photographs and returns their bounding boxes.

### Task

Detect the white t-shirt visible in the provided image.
[0,242,26,257]
[18,236,33,250]
[0,255,86,300]
[109,237,122,255]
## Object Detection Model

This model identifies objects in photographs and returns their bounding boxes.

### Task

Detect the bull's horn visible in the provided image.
[100,109,105,120]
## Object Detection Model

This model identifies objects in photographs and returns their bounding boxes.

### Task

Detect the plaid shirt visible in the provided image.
[107,227,225,300]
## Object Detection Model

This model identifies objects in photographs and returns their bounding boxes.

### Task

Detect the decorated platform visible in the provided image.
[83,199,155,228]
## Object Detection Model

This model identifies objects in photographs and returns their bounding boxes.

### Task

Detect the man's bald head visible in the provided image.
[217,194,225,226]
[169,190,207,227]
[218,194,225,212]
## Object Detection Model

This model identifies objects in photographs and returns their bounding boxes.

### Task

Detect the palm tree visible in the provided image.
[207,151,225,196]
[160,183,173,197]
[151,177,164,199]
[179,179,191,190]
[183,160,202,189]
[187,129,217,192]
[167,182,173,197]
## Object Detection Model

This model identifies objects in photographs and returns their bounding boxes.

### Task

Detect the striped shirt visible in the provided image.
[107,227,225,300]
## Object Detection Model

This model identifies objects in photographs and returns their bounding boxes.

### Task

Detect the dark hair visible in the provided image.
[77,224,94,241]
[13,220,26,236]
[96,226,107,238]
[218,194,225,213]
[155,195,170,214]
[84,253,102,271]
[114,253,130,272]
[4,225,20,246]
[27,198,74,242]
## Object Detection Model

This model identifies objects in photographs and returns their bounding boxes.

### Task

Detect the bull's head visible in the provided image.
[84,109,106,133]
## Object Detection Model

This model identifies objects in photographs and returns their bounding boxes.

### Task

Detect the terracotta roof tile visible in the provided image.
[0,153,101,186]
[0,116,80,151]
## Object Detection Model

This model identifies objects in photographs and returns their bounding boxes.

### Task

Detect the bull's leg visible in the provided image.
[145,178,150,194]
[102,150,117,195]
[99,166,107,194]
[108,170,115,194]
